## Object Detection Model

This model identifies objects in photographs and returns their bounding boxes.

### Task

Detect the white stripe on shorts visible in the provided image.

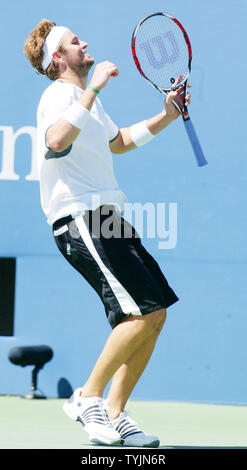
[53,225,69,237]
[75,215,142,316]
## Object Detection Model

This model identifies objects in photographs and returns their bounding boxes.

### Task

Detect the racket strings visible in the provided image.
[134,15,189,91]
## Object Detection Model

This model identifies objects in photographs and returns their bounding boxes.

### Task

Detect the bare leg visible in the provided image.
[80,308,166,398]
[107,310,166,419]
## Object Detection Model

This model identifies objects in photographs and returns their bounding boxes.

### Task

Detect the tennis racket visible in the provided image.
[131,12,208,167]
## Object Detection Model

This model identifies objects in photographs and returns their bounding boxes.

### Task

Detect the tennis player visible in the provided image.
[24,19,190,447]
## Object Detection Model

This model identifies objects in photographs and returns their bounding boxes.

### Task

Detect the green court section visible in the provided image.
[0,396,246,449]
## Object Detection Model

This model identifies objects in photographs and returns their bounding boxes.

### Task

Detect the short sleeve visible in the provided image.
[37,84,74,134]
[104,112,120,143]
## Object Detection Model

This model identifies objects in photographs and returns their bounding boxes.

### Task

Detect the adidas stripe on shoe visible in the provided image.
[63,388,122,446]
[110,410,160,448]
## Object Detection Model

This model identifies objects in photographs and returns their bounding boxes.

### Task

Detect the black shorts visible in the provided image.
[53,205,178,329]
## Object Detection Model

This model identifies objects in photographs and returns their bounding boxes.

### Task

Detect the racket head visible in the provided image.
[131,12,192,93]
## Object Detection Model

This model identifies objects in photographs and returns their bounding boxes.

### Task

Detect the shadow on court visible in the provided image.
[1,397,247,449]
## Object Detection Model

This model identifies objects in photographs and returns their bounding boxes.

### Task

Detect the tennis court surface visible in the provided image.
[1,396,246,449]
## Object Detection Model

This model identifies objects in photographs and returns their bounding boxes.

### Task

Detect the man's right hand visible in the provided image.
[89,61,119,91]
[47,62,119,153]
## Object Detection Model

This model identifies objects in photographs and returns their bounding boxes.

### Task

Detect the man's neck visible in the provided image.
[57,70,88,90]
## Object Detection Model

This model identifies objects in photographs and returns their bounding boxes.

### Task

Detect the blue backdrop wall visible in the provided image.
[0,0,246,403]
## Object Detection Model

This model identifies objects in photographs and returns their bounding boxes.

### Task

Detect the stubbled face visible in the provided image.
[58,30,95,76]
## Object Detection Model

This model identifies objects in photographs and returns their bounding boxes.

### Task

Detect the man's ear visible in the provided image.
[52,51,62,66]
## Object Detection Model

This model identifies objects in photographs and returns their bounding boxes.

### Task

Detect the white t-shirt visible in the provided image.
[36,80,128,225]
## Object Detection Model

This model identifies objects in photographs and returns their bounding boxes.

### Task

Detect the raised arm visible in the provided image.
[46,61,119,152]
[110,77,191,155]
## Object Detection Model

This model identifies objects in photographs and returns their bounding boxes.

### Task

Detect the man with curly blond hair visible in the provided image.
[24,19,190,447]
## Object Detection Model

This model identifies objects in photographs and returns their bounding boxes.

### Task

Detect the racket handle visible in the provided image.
[183,118,208,167]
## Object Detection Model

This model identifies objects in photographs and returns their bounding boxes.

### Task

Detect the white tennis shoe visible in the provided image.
[104,400,160,447]
[63,388,122,446]
[110,411,160,447]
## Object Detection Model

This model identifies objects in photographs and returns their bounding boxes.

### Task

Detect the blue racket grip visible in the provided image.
[184,118,208,167]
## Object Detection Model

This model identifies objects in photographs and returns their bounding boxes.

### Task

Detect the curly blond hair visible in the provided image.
[24,19,65,80]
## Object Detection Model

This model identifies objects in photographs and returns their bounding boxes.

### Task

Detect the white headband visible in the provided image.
[42,25,69,71]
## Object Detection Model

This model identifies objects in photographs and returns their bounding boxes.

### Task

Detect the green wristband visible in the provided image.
[88,85,100,94]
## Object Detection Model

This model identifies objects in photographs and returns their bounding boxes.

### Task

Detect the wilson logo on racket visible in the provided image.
[139,32,180,69]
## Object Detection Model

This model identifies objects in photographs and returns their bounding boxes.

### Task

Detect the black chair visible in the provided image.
[8,345,53,399]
